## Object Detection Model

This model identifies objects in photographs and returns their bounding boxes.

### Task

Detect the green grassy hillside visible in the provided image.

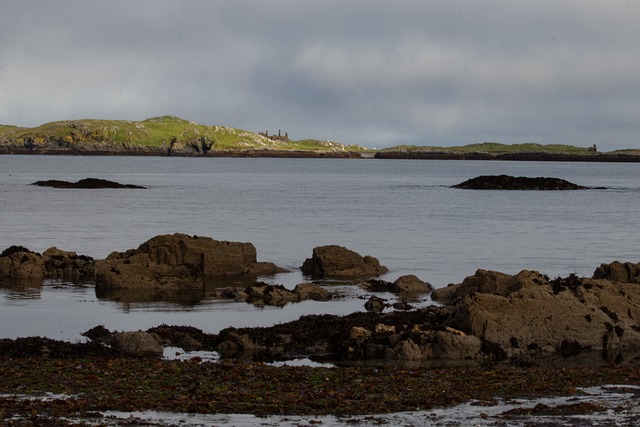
[0,116,363,153]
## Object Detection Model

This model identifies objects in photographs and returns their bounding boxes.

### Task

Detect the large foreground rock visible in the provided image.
[94,233,286,290]
[437,268,640,359]
[301,245,388,278]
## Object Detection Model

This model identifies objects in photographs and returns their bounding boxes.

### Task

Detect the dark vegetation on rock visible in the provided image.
[453,175,589,190]
[32,178,146,189]
[3,357,639,423]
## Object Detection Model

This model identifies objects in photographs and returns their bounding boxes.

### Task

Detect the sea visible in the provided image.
[1,155,639,341]
[1,154,640,425]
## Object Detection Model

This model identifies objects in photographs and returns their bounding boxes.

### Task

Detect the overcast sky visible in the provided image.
[1,1,639,150]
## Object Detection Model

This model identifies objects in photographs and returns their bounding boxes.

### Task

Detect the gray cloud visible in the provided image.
[1,0,639,150]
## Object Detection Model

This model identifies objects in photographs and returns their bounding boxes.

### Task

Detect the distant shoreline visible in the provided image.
[3,116,639,162]
[2,148,640,162]
[374,150,640,162]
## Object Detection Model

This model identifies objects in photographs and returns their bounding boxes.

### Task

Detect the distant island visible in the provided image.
[0,116,364,158]
[1,116,639,162]
[376,142,640,162]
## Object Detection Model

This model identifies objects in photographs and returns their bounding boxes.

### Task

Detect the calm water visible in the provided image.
[1,155,639,340]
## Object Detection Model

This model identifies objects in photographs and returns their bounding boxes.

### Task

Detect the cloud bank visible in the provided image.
[1,1,639,150]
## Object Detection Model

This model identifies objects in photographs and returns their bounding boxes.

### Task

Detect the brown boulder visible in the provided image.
[593,260,640,284]
[216,331,266,357]
[301,245,388,279]
[293,283,330,301]
[431,269,543,304]
[393,275,433,295]
[364,296,388,313]
[108,331,163,357]
[0,245,94,282]
[94,233,285,290]
[42,247,94,279]
[345,321,482,361]
[0,247,46,279]
[245,283,298,306]
[363,275,433,297]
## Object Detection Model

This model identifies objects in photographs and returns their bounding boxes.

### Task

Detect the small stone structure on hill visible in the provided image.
[259,129,289,142]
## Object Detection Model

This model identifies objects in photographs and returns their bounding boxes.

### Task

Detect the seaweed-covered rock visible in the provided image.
[32,178,145,189]
[453,175,588,190]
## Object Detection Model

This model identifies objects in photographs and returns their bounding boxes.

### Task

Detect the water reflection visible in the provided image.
[95,287,206,307]
[0,278,43,300]
[94,274,271,309]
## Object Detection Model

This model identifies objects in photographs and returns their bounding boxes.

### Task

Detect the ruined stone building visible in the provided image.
[259,129,289,142]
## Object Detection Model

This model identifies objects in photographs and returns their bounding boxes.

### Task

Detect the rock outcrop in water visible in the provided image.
[94,233,287,291]
[361,275,433,298]
[32,178,146,189]
[208,282,334,307]
[147,261,640,363]
[301,245,389,278]
[4,235,640,365]
[0,234,286,289]
[453,175,588,190]
[0,246,94,281]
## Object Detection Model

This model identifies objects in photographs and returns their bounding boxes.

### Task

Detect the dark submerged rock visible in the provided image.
[32,178,146,189]
[453,175,589,190]
[364,296,388,313]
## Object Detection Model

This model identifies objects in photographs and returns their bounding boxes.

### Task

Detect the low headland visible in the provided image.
[2,116,640,161]
[2,233,640,424]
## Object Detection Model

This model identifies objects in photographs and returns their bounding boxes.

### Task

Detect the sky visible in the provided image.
[1,1,639,151]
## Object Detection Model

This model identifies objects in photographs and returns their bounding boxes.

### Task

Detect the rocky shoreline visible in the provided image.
[3,145,640,161]
[2,233,640,366]
[3,234,640,424]
[2,357,639,425]
[0,146,363,158]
